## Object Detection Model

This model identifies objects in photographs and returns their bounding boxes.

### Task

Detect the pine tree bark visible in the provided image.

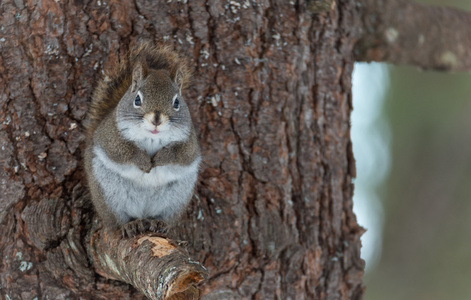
[0,0,364,299]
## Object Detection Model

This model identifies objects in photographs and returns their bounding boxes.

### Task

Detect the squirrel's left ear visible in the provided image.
[131,62,147,92]
[174,69,184,94]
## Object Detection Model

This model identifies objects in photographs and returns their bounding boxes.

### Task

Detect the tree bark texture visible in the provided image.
[0,0,364,299]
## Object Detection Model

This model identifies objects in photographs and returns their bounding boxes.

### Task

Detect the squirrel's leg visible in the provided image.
[121,219,168,238]
[87,171,122,231]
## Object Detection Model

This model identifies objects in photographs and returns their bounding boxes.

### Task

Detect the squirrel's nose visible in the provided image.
[151,111,161,126]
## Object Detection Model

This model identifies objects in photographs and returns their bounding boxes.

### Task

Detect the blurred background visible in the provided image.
[351,0,471,299]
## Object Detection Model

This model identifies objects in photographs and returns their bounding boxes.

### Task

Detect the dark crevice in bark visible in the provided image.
[185,2,199,59]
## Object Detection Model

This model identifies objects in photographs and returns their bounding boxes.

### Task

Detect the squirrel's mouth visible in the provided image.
[149,129,159,134]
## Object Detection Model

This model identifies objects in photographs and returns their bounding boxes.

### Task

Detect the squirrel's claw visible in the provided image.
[121,219,168,239]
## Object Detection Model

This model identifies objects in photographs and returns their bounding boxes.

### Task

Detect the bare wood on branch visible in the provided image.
[355,0,471,71]
[88,222,208,300]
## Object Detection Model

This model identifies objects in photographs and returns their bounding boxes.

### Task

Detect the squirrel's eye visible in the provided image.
[173,95,180,111]
[134,92,142,108]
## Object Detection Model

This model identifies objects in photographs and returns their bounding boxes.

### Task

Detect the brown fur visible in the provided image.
[152,129,200,167]
[86,42,191,140]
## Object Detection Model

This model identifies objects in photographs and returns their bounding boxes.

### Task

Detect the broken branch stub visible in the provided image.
[355,0,471,72]
[89,226,208,300]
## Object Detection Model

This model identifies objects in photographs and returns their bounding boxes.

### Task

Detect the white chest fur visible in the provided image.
[92,145,200,223]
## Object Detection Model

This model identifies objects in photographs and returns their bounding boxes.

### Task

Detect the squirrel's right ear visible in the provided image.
[131,62,147,92]
[174,69,185,94]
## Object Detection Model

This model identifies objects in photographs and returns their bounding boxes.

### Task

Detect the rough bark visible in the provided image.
[0,0,364,299]
[355,0,471,72]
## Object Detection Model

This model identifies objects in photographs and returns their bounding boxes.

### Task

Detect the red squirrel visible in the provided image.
[84,42,201,238]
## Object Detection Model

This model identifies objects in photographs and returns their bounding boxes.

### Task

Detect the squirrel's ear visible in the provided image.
[174,69,184,93]
[131,62,146,92]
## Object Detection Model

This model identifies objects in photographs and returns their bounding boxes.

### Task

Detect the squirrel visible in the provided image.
[84,42,201,238]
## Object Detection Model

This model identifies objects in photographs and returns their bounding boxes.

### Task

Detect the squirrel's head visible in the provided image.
[116,61,192,145]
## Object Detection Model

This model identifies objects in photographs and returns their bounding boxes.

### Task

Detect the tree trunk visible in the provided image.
[0,0,364,299]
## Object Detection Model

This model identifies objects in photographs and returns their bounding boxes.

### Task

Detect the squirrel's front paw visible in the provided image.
[140,163,152,173]
[152,146,176,167]
[121,219,168,238]
[135,157,152,173]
